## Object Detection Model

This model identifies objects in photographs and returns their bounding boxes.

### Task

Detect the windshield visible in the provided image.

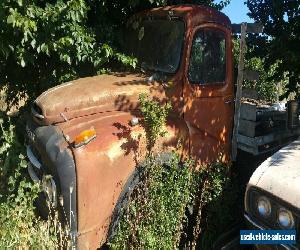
[123,18,184,74]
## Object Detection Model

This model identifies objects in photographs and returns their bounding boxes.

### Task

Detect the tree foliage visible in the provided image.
[232,39,285,102]
[0,0,137,105]
[0,0,230,105]
[244,57,282,102]
[247,0,300,99]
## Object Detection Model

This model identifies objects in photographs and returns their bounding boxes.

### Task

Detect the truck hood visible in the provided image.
[248,138,300,208]
[33,73,166,125]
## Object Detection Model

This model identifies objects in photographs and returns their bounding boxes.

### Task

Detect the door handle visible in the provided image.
[224,99,234,104]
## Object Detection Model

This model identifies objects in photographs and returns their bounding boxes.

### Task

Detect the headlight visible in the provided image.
[257,196,271,217]
[278,208,295,229]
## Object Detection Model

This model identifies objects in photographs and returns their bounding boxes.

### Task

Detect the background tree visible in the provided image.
[232,39,286,102]
[247,0,300,99]
[0,0,230,106]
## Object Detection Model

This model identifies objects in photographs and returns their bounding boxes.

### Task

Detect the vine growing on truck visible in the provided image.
[138,93,172,153]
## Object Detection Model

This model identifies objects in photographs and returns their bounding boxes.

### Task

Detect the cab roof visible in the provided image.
[143,4,231,28]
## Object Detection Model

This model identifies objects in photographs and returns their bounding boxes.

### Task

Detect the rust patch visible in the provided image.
[34,73,167,125]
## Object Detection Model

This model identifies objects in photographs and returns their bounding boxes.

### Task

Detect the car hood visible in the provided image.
[248,138,300,208]
[33,73,166,125]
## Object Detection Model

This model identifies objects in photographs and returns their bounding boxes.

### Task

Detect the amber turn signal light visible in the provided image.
[73,128,96,148]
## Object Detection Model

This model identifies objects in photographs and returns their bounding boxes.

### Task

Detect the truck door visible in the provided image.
[183,24,234,164]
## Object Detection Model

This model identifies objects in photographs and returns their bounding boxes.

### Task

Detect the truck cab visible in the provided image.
[25,5,234,249]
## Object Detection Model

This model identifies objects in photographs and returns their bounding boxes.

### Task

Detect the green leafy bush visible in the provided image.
[0,115,68,248]
[196,166,241,249]
[109,153,194,249]
[244,55,287,102]
[109,95,240,249]
[0,0,230,106]
[0,184,67,248]
[108,155,239,250]
[139,93,171,153]
[233,38,286,102]
[0,0,138,105]
[0,115,28,196]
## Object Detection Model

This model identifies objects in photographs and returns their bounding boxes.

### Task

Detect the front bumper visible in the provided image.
[244,213,298,250]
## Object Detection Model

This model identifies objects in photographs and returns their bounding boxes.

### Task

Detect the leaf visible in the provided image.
[20,59,25,67]
[7,15,14,24]
[40,43,48,53]
[30,39,36,49]
[8,45,14,52]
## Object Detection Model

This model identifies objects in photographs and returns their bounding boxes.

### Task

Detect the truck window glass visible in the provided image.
[188,29,226,84]
[123,19,184,74]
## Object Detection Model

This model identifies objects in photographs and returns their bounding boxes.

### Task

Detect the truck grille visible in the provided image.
[26,145,43,182]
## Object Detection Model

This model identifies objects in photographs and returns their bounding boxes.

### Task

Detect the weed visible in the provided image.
[108,153,194,249]
[0,115,69,248]
[109,96,239,249]
[138,93,171,154]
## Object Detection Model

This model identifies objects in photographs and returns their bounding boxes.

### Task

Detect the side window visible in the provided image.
[188,29,226,85]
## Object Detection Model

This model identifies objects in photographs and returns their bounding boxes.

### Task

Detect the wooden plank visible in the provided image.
[238,119,257,137]
[238,120,287,138]
[256,110,287,122]
[240,104,287,123]
[242,88,259,100]
[237,134,258,147]
[232,22,264,34]
[238,136,298,156]
[246,23,264,33]
[237,131,293,147]
[248,144,278,156]
[232,23,247,161]
[244,69,260,81]
[240,103,257,121]
[237,125,300,155]
[272,112,287,122]
[255,130,294,145]
[237,142,258,155]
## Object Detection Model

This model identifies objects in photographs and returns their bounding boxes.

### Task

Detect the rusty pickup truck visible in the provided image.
[26,4,235,249]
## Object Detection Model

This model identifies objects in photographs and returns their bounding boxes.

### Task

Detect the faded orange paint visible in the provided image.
[31,4,234,249]
[57,111,189,249]
[183,20,234,164]
[34,73,167,125]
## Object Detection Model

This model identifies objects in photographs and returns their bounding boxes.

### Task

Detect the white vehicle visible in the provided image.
[244,137,300,250]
